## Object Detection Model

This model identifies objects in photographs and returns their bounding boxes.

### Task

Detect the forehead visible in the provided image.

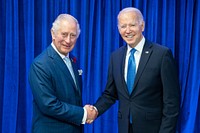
[59,19,77,33]
[118,11,138,24]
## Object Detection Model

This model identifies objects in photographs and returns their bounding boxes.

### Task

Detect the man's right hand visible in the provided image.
[84,104,98,124]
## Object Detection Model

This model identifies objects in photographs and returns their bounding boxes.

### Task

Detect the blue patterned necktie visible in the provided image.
[127,48,136,94]
[64,57,76,86]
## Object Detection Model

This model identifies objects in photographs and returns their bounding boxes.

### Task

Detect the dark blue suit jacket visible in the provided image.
[94,40,180,133]
[29,45,83,133]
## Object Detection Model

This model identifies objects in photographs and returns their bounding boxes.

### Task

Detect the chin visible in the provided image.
[126,40,135,45]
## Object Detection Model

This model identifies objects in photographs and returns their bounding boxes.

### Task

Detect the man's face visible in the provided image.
[51,20,77,56]
[118,11,144,48]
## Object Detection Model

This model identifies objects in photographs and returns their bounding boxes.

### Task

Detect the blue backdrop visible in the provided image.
[0,0,199,133]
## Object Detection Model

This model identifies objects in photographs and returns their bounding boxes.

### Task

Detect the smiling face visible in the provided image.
[51,18,78,56]
[118,10,145,48]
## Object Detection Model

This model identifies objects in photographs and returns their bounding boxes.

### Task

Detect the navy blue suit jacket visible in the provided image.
[94,40,180,133]
[29,45,83,133]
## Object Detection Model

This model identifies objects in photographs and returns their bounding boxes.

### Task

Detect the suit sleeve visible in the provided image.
[28,60,84,125]
[94,54,118,116]
[159,49,180,133]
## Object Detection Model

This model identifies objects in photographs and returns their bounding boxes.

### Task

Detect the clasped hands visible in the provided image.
[84,104,98,124]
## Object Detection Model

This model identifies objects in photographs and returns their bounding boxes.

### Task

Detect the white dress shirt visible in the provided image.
[124,37,145,82]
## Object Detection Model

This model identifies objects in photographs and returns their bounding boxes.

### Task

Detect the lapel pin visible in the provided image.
[145,51,149,54]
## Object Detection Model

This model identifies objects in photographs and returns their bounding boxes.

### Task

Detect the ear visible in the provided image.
[118,25,123,35]
[141,21,145,32]
[51,29,56,40]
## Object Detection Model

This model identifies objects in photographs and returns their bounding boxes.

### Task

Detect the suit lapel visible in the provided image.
[120,46,130,95]
[70,55,82,96]
[47,46,77,89]
[133,41,153,90]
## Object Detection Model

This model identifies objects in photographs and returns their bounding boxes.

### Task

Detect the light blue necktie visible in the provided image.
[127,48,136,94]
[64,57,76,86]
[127,48,136,124]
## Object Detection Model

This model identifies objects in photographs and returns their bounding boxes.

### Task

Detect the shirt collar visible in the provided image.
[127,36,145,54]
[51,42,69,59]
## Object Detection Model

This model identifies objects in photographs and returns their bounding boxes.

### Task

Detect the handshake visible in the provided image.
[84,104,98,124]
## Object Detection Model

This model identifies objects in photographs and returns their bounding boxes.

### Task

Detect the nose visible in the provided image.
[64,35,71,43]
[125,26,131,33]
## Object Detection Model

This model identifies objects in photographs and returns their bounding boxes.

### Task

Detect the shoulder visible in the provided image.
[33,45,57,63]
[145,40,171,56]
[145,40,175,62]
[30,46,55,71]
[111,45,126,56]
[33,49,49,65]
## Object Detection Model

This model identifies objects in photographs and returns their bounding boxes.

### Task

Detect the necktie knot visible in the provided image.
[64,56,69,62]
[130,48,136,56]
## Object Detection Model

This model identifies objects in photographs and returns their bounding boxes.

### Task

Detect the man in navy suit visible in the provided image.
[93,7,180,133]
[29,14,97,133]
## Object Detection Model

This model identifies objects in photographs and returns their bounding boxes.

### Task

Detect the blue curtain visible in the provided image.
[0,0,199,133]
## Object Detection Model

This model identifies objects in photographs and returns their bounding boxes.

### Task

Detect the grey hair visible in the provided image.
[51,14,81,38]
[117,7,144,26]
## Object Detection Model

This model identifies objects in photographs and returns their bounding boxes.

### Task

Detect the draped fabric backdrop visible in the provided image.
[0,0,199,133]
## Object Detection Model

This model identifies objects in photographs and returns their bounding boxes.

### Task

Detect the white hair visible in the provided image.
[51,14,81,38]
[117,7,144,26]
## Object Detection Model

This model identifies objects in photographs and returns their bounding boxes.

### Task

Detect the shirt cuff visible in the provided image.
[93,106,98,112]
[81,107,87,124]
